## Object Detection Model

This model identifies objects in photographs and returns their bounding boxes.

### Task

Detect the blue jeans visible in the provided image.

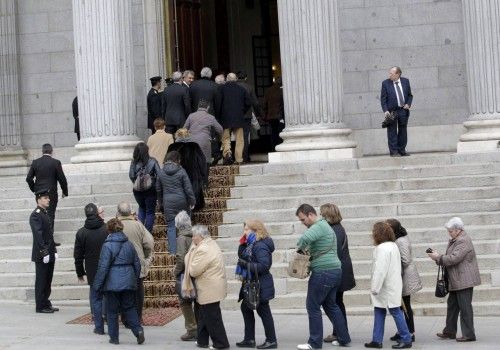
[372,307,412,344]
[167,218,176,254]
[133,189,156,232]
[306,269,351,348]
[105,290,143,342]
[90,287,104,332]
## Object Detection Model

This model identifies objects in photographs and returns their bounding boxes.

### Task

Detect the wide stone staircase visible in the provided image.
[0,152,499,315]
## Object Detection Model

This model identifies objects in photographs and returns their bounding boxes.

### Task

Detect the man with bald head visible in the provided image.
[380,66,413,157]
[218,72,251,165]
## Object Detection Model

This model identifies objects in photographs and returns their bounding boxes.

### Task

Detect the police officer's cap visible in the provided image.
[150,76,162,83]
[35,189,50,199]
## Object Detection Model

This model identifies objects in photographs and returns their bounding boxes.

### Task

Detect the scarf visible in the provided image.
[235,232,256,281]
[181,242,197,299]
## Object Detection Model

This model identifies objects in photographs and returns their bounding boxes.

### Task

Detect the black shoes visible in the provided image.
[392,343,412,349]
[50,306,59,312]
[223,155,234,165]
[436,332,456,339]
[399,152,410,156]
[390,334,415,342]
[236,339,256,348]
[257,341,277,349]
[364,341,383,348]
[93,328,105,335]
[109,339,119,345]
[211,154,222,166]
[36,308,54,313]
[136,330,145,344]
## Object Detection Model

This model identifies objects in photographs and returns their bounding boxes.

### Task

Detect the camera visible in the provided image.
[426,248,433,253]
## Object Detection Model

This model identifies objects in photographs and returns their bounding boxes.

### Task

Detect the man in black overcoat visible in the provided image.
[189,67,220,116]
[26,143,68,230]
[162,71,191,134]
[30,189,58,313]
[147,76,163,134]
[72,96,80,140]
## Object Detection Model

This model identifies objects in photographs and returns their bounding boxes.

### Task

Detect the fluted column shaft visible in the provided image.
[143,0,166,82]
[71,0,140,163]
[272,0,357,162]
[457,0,500,152]
[0,0,26,167]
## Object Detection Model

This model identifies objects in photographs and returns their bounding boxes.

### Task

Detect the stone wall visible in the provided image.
[338,0,467,154]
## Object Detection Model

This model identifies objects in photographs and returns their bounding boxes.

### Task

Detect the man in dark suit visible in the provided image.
[72,96,80,141]
[26,144,69,228]
[380,66,413,156]
[189,67,220,116]
[30,189,58,313]
[147,76,163,134]
[162,71,191,134]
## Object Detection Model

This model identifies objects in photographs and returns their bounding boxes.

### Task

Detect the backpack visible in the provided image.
[133,162,153,192]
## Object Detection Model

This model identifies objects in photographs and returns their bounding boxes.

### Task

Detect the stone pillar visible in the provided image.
[143,0,166,82]
[71,0,140,163]
[457,0,500,153]
[270,0,357,162]
[0,0,27,167]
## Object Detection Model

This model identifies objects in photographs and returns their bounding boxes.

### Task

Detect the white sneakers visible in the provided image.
[297,344,313,350]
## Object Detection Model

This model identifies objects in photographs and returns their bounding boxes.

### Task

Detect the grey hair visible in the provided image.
[117,201,132,216]
[200,67,212,78]
[172,71,182,82]
[192,224,210,238]
[175,210,192,230]
[215,74,225,84]
[183,70,195,78]
[226,72,237,82]
[445,217,464,231]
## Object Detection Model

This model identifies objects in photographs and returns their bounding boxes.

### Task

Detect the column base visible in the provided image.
[270,127,359,162]
[71,140,140,163]
[0,149,28,168]
[456,119,500,153]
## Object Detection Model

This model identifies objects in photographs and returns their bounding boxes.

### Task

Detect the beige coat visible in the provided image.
[187,236,227,305]
[396,235,422,296]
[147,129,174,165]
[438,231,481,291]
[118,216,155,278]
[371,242,403,308]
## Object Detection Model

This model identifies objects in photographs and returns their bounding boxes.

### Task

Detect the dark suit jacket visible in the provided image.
[380,77,413,114]
[26,155,68,196]
[30,206,56,262]
[218,82,251,129]
[162,83,191,127]
[147,88,163,130]
[72,97,79,135]
[189,78,220,117]
[237,80,263,119]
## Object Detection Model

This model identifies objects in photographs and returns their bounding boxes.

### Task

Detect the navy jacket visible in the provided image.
[238,237,275,302]
[330,223,356,292]
[93,232,141,292]
[29,206,56,262]
[218,82,251,129]
[380,77,413,113]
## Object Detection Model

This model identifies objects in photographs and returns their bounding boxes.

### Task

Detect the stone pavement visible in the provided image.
[0,302,499,349]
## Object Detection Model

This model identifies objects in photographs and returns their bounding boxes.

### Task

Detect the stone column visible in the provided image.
[71,0,140,163]
[0,0,27,167]
[270,0,357,162]
[142,0,166,84]
[457,0,500,153]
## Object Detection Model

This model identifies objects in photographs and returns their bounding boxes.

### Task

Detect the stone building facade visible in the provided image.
[0,0,498,165]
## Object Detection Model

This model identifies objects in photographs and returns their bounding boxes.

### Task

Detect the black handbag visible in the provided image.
[242,262,260,310]
[381,111,397,128]
[435,265,449,298]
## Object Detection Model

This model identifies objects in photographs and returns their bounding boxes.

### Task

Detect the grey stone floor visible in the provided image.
[0,302,499,349]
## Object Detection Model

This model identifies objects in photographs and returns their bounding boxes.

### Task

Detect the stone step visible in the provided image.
[227,186,500,210]
[230,174,500,199]
[223,199,500,223]
[218,212,500,236]
[235,162,500,186]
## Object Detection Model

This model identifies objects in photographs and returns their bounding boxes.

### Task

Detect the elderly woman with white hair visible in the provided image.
[427,217,481,342]
[173,211,197,341]
[182,225,229,349]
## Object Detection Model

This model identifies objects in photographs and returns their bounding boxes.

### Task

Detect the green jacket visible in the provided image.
[297,219,341,272]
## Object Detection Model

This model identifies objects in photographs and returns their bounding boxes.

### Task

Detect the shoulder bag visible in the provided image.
[133,162,153,192]
[242,262,260,310]
[435,265,449,298]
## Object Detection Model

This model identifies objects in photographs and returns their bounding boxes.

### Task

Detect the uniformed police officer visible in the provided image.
[30,189,59,313]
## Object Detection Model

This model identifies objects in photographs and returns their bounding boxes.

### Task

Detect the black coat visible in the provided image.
[167,140,207,210]
[238,237,275,302]
[162,83,191,127]
[330,223,356,292]
[147,88,163,130]
[156,161,196,221]
[26,155,68,196]
[237,80,263,119]
[30,206,57,262]
[189,78,220,116]
[218,82,251,129]
[72,96,79,135]
[74,216,108,285]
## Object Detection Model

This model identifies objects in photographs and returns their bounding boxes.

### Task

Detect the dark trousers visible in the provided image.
[122,278,144,324]
[90,287,104,332]
[194,301,230,349]
[165,125,178,134]
[107,290,143,342]
[211,130,222,163]
[241,300,277,343]
[133,189,156,232]
[243,121,251,162]
[35,261,54,311]
[269,119,283,152]
[444,287,476,339]
[402,295,415,334]
[386,109,409,154]
[331,291,349,335]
